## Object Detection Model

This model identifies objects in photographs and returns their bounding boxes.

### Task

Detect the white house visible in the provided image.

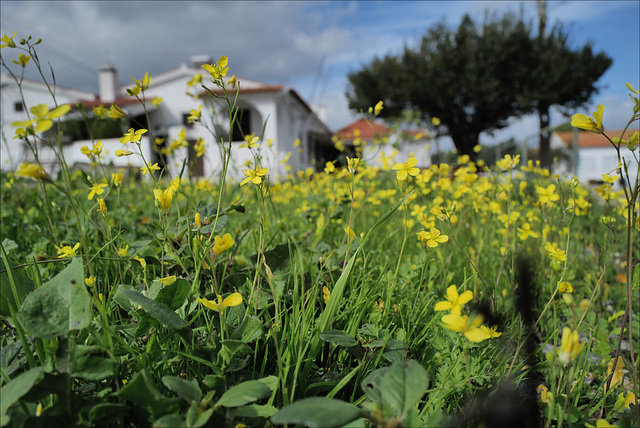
[0,73,98,172]
[552,129,639,185]
[1,56,333,181]
[334,118,432,169]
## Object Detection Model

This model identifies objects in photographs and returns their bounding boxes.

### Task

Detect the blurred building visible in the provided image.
[0,56,332,181]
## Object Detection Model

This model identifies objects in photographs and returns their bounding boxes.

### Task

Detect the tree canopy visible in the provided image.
[346,12,612,161]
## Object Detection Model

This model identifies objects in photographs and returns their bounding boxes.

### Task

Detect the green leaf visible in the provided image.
[380,360,429,416]
[232,404,278,418]
[88,403,128,425]
[271,397,361,428]
[0,253,32,316]
[162,376,202,403]
[185,405,214,428]
[0,366,44,426]
[383,339,409,362]
[153,414,186,428]
[250,242,291,271]
[69,345,116,380]
[593,325,611,359]
[230,315,263,343]
[320,330,358,348]
[155,279,190,310]
[214,380,271,408]
[117,369,178,418]
[121,289,186,329]
[16,258,91,338]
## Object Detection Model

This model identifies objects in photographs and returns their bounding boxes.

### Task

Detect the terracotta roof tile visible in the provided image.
[334,118,391,140]
[556,129,638,148]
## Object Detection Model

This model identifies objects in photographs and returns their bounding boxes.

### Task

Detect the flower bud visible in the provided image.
[19,39,26,45]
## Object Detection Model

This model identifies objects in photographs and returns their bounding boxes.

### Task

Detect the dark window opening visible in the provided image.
[182,113,194,129]
[187,139,205,177]
[14,102,24,112]
[232,109,251,142]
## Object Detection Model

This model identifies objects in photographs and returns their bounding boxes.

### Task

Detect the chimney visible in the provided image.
[99,62,118,103]
[190,55,213,68]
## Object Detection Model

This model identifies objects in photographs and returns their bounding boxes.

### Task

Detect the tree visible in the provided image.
[532,0,612,168]
[346,12,612,162]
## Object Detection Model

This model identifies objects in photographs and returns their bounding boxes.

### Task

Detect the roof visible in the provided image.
[556,129,639,148]
[76,97,141,108]
[334,118,391,140]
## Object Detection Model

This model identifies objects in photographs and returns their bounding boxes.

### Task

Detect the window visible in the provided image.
[232,108,251,141]
[14,102,23,112]
[182,113,193,129]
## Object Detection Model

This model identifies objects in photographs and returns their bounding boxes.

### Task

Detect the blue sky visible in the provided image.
[1,1,638,147]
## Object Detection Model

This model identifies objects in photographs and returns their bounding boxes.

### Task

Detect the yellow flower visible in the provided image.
[134,256,147,269]
[496,154,520,171]
[117,245,129,258]
[571,104,604,133]
[96,198,108,216]
[56,243,80,258]
[153,187,174,213]
[239,134,259,149]
[536,385,552,403]
[151,96,163,107]
[392,157,420,181]
[131,71,152,91]
[344,227,356,240]
[545,242,566,262]
[187,74,204,87]
[187,105,202,123]
[213,233,235,255]
[431,117,441,126]
[536,184,559,206]
[557,327,584,364]
[107,104,127,119]
[11,53,31,68]
[120,128,147,144]
[416,227,449,248]
[435,285,473,315]
[324,161,336,174]
[93,105,108,118]
[517,223,538,240]
[84,276,95,287]
[441,313,489,342]
[240,165,268,186]
[197,292,242,312]
[12,103,71,133]
[195,212,201,228]
[16,162,49,181]
[88,182,108,200]
[480,325,502,338]
[346,157,359,174]
[112,172,123,186]
[141,163,161,176]
[585,419,617,428]
[36,403,43,417]
[370,100,383,116]
[202,56,229,79]
[323,286,330,305]
[228,75,237,88]
[189,137,203,157]
[557,281,573,293]
[1,31,17,49]
[157,275,177,285]
[115,149,133,157]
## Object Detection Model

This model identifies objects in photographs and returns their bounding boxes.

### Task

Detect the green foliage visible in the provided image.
[15,258,91,339]
[347,12,611,158]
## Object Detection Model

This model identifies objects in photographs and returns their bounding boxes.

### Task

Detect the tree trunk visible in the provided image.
[538,105,551,170]
[449,129,480,161]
